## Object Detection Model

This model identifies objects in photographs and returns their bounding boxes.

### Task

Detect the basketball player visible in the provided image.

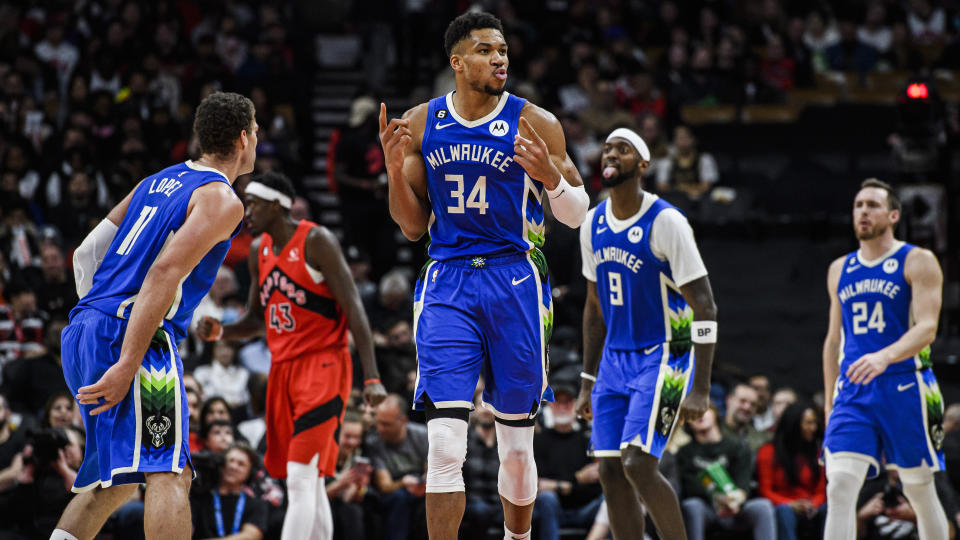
[196,171,386,540]
[52,91,254,540]
[378,11,589,540]
[822,178,947,540]
[574,128,716,540]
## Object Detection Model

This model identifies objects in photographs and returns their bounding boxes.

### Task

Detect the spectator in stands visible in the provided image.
[722,382,772,454]
[192,443,268,539]
[0,392,28,535]
[751,375,775,431]
[334,95,393,277]
[49,170,107,247]
[36,243,77,320]
[826,18,879,73]
[533,382,603,540]
[194,340,251,415]
[0,276,47,374]
[856,468,921,539]
[577,79,637,136]
[756,402,827,540]
[770,387,799,429]
[326,410,373,540]
[462,406,502,539]
[784,16,815,88]
[42,391,76,429]
[677,405,776,540]
[187,388,204,452]
[859,2,893,54]
[201,396,234,433]
[238,373,269,453]
[0,197,42,270]
[367,270,413,340]
[345,244,377,306]
[203,420,237,455]
[10,425,85,537]
[761,35,797,91]
[906,0,947,45]
[366,394,428,540]
[617,68,667,119]
[803,10,840,71]
[655,125,720,202]
[376,318,417,396]
[1,318,68,416]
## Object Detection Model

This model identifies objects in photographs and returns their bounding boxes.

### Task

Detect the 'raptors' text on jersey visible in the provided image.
[258,220,347,362]
[73,161,240,341]
[420,92,545,260]
[837,242,929,374]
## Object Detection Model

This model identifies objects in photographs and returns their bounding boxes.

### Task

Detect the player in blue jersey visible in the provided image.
[822,178,947,540]
[573,128,716,540]
[378,11,589,540]
[50,92,255,540]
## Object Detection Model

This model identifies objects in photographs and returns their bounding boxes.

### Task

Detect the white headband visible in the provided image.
[606,128,651,162]
[246,181,292,209]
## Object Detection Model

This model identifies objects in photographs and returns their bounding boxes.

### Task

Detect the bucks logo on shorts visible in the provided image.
[924,378,945,451]
[140,365,177,450]
[655,366,689,437]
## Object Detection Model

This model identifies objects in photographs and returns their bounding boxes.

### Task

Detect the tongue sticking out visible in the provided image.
[602,167,617,179]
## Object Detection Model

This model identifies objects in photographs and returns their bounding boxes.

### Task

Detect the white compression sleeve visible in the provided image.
[824,455,870,540]
[426,417,469,493]
[310,477,333,540]
[73,219,118,298]
[547,176,589,228]
[899,467,949,540]
[496,423,537,506]
[49,530,79,540]
[282,456,319,540]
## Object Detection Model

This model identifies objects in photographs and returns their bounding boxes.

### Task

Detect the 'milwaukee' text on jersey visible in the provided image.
[838,278,902,303]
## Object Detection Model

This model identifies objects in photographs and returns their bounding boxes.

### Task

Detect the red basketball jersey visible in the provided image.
[257,220,348,362]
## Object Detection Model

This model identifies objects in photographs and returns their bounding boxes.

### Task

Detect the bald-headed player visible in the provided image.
[197,172,386,540]
[378,11,589,540]
[822,178,947,540]
[574,128,716,540]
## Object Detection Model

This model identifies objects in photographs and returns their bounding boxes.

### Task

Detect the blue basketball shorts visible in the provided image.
[412,252,553,420]
[823,367,944,477]
[61,308,192,492]
[591,343,695,458]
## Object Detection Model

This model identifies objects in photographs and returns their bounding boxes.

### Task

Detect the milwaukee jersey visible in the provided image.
[837,242,928,375]
[589,198,691,351]
[258,220,348,362]
[420,92,545,260]
[73,161,239,342]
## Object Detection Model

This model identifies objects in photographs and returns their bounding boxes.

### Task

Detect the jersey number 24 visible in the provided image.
[851,301,886,334]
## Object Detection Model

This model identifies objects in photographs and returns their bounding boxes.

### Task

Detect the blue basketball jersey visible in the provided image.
[420,92,545,260]
[590,198,691,351]
[836,243,927,375]
[72,161,240,341]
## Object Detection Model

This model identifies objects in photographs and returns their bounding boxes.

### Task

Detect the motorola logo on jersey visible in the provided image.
[883,258,899,274]
[628,226,644,243]
[436,109,448,119]
[489,120,509,137]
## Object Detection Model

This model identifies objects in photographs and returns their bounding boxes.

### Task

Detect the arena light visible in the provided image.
[906,82,929,100]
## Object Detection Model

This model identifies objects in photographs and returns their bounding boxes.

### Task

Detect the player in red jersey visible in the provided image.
[198,171,386,540]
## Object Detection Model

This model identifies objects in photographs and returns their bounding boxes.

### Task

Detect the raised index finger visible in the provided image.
[379,103,387,132]
[519,116,542,144]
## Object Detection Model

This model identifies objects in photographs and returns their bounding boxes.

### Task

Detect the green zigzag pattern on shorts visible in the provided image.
[656,367,688,436]
[140,366,177,449]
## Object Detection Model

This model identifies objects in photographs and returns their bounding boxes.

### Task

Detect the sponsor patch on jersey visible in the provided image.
[628,226,643,243]
[489,119,509,137]
[435,109,448,119]
[883,258,899,274]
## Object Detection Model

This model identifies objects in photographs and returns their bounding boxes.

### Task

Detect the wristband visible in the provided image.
[691,321,717,344]
[364,378,381,386]
[580,372,597,382]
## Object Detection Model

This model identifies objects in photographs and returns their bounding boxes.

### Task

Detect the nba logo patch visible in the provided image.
[883,258,899,274]
[489,120,509,137]
[432,268,439,283]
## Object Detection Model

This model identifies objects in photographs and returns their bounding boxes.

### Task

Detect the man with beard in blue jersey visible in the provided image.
[378,11,589,540]
[574,128,717,540]
[822,178,947,540]
[50,92,254,540]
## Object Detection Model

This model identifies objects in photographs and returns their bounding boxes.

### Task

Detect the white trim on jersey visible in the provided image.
[856,241,904,267]
[412,260,438,408]
[185,159,229,181]
[590,450,622,458]
[166,329,185,476]
[444,91,511,129]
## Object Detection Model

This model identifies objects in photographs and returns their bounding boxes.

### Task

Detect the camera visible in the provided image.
[882,482,902,508]
[25,427,70,466]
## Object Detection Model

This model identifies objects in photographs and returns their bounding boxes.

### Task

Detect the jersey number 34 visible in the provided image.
[446,174,489,215]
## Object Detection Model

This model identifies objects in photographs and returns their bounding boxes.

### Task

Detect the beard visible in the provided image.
[469,78,506,96]
[600,164,638,188]
[855,223,888,240]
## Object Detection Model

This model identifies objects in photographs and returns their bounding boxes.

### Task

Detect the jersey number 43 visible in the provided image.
[269,302,296,333]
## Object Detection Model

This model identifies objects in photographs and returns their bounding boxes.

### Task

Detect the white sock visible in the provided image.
[824,456,869,540]
[282,455,320,540]
[49,530,79,540]
[901,474,949,540]
[310,477,334,540]
[504,525,531,540]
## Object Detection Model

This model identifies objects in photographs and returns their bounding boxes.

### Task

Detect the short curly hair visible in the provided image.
[444,11,504,57]
[193,91,255,158]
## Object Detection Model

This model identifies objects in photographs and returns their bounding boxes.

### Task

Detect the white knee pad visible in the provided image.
[283,456,320,540]
[824,453,870,540]
[426,417,469,493]
[495,423,537,506]
[898,467,949,540]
